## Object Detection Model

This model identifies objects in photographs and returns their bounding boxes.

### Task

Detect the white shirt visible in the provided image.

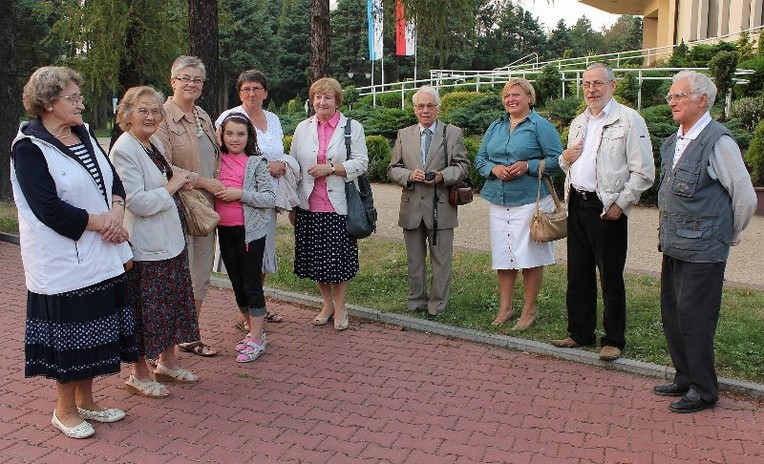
[570,99,614,192]
[419,121,437,164]
[672,112,712,169]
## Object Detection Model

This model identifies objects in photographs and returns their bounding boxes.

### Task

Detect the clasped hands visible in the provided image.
[99,209,128,244]
[307,162,333,179]
[492,161,528,182]
[409,168,443,186]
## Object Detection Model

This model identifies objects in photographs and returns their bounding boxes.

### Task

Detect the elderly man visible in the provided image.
[653,71,756,413]
[388,86,470,317]
[552,62,655,361]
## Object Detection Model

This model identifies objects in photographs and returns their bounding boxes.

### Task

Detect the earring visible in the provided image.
[47,107,53,111]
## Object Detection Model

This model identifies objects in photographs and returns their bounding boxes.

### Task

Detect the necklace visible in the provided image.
[58,127,73,139]
[193,107,204,138]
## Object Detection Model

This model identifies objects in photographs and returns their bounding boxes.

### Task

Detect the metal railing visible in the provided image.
[356,25,761,110]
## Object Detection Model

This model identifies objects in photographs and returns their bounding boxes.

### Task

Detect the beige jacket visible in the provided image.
[155,97,220,178]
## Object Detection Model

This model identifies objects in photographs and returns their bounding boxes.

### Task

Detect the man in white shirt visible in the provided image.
[552,63,655,361]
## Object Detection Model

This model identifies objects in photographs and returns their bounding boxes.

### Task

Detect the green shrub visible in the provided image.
[542,96,582,131]
[534,65,562,107]
[356,106,417,139]
[738,56,764,97]
[745,120,764,185]
[730,96,764,130]
[283,135,293,154]
[615,73,640,107]
[377,91,406,109]
[723,118,753,150]
[640,105,677,206]
[463,136,484,192]
[442,94,503,137]
[279,113,305,136]
[365,135,392,183]
[440,91,487,117]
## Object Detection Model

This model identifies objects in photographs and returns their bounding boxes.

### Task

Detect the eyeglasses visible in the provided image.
[61,94,85,106]
[240,86,265,93]
[665,92,692,103]
[414,103,438,110]
[175,75,205,86]
[582,80,611,90]
[136,108,162,117]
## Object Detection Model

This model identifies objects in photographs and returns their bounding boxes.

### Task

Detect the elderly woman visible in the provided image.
[156,55,222,357]
[11,66,137,438]
[289,77,369,331]
[475,78,562,330]
[216,69,299,327]
[110,86,202,395]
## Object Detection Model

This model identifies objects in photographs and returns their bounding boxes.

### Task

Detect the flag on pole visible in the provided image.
[368,0,383,61]
[395,0,416,56]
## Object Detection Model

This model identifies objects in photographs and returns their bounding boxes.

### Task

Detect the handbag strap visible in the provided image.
[344,117,353,160]
[535,159,562,210]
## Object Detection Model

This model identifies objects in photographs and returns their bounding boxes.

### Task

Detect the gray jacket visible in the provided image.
[242,155,277,244]
[561,100,655,216]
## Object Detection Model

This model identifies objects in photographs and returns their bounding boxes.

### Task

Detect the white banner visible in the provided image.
[368,0,383,61]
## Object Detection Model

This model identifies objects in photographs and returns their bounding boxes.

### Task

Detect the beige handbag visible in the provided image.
[529,159,567,243]
[178,189,220,237]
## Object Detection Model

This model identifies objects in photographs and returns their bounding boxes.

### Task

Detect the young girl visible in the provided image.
[214,114,276,363]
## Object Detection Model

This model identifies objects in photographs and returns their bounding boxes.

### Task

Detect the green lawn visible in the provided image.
[2,202,762,383]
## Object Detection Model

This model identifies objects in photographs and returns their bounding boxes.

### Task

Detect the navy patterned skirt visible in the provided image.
[294,208,359,284]
[127,248,199,359]
[25,274,139,382]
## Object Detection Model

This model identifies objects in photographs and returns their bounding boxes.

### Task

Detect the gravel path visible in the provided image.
[330,183,764,290]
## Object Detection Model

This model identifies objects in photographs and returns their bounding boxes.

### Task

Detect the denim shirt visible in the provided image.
[475,110,562,206]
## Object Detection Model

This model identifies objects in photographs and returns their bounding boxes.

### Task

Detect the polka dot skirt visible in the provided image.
[24,274,139,382]
[294,209,358,284]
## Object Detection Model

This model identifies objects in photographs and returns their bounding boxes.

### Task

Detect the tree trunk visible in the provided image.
[188,0,220,119]
[0,2,18,201]
[310,0,330,84]
[109,15,143,150]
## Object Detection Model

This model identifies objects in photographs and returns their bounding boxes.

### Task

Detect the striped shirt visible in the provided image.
[70,142,106,199]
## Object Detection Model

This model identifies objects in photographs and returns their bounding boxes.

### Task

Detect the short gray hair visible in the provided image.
[116,86,166,131]
[673,70,716,111]
[171,55,206,79]
[22,66,83,118]
[412,86,441,106]
[585,62,615,81]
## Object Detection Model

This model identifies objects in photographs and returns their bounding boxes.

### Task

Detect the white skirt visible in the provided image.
[488,197,555,270]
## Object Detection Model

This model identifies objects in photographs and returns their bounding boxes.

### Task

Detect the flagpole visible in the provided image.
[372,61,376,107]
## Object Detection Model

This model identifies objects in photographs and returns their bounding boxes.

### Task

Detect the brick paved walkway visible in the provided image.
[1,240,762,463]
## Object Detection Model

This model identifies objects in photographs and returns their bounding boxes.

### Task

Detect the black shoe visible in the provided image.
[653,383,689,397]
[669,389,716,413]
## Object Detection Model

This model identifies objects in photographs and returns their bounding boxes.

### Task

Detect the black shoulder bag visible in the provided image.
[343,118,377,239]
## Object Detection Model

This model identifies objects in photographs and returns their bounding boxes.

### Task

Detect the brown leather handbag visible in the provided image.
[442,125,473,206]
[529,159,567,242]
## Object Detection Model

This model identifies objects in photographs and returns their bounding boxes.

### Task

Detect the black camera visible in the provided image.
[424,171,436,181]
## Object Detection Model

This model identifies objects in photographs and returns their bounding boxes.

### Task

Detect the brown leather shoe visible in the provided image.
[551,337,580,348]
[599,346,622,361]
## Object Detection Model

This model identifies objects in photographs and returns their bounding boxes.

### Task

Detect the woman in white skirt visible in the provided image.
[475,78,563,330]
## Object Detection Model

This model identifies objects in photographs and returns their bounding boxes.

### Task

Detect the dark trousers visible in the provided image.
[217,226,266,312]
[660,255,725,402]
[565,189,627,348]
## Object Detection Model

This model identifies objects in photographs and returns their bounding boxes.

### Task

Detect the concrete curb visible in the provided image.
[3,229,761,400]
[207,275,764,400]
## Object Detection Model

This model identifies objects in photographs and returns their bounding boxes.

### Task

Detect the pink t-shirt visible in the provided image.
[216,152,247,226]
[308,111,340,213]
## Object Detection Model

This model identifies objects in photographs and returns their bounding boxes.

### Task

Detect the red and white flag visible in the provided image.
[395,0,416,56]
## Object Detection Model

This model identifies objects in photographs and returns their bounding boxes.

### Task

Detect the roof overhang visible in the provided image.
[579,0,654,15]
